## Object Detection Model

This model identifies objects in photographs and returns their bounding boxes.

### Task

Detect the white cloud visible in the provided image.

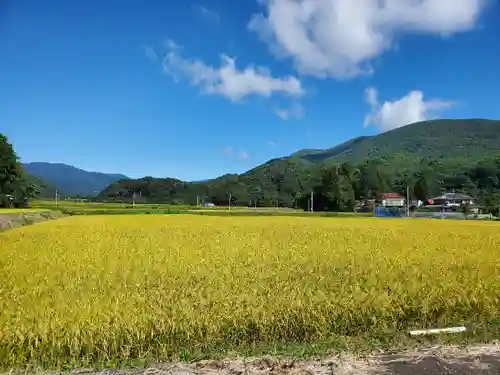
[191,4,220,22]
[142,45,158,62]
[238,151,249,159]
[249,0,486,78]
[222,146,249,159]
[164,39,181,51]
[364,87,455,132]
[274,102,305,120]
[162,40,304,101]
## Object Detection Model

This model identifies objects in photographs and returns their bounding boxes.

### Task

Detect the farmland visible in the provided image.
[22,199,371,217]
[1,215,500,370]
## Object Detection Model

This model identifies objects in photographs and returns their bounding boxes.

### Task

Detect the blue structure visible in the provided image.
[374,207,404,218]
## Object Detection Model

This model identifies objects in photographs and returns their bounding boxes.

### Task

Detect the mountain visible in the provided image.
[99,119,500,206]
[23,162,129,197]
[294,119,500,168]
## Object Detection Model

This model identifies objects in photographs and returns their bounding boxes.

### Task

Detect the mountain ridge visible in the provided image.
[26,118,500,201]
[99,118,500,206]
[23,162,129,197]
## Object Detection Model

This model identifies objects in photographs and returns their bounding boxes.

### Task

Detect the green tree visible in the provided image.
[338,162,358,211]
[357,159,389,199]
[0,134,37,207]
[412,157,440,201]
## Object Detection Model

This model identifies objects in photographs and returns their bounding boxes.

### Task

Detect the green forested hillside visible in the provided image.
[297,119,500,167]
[23,172,59,199]
[99,119,500,211]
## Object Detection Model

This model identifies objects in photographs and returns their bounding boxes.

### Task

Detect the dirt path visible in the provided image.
[31,344,500,375]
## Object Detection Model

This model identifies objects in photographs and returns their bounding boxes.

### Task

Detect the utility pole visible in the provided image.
[196,196,199,206]
[406,185,410,217]
[132,189,136,208]
[310,191,314,212]
[55,189,59,207]
[228,193,232,210]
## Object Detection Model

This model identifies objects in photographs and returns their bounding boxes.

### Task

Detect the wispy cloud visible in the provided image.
[222,146,233,155]
[141,45,158,62]
[266,140,276,147]
[191,4,220,22]
[274,102,305,120]
[238,151,249,159]
[364,87,456,132]
[162,39,305,102]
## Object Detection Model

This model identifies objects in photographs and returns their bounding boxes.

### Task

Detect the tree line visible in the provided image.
[295,157,500,213]
[0,134,38,208]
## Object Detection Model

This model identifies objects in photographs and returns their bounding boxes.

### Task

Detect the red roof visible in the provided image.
[379,193,405,199]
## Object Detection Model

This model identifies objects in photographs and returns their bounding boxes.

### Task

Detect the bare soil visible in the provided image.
[21,344,500,375]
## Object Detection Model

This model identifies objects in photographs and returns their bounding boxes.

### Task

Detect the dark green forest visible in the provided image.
[99,119,500,213]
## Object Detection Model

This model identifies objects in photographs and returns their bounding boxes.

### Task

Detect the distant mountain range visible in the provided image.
[23,162,129,197]
[25,119,500,201]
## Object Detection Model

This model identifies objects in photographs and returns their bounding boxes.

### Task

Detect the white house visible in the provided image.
[379,193,406,208]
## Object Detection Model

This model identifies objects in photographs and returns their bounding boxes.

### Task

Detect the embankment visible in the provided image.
[0,211,64,231]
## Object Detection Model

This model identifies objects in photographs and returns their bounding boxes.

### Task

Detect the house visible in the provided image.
[379,193,406,208]
[427,191,481,214]
[428,192,475,207]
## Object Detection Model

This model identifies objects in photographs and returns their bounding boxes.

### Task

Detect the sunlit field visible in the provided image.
[1,215,500,369]
[30,199,231,211]
[0,208,51,213]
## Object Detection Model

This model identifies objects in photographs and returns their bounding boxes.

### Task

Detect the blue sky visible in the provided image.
[2,0,499,181]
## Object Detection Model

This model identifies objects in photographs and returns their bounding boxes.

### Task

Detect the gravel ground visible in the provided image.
[20,344,500,375]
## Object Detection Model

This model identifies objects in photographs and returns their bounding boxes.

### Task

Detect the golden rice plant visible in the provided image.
[1,215,500,369]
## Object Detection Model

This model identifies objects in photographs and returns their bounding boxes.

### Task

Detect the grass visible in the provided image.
[1,215,500,370]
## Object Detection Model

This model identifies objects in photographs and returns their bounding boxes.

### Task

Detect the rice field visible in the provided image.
[0,208,51,213]
[1,215,500,370]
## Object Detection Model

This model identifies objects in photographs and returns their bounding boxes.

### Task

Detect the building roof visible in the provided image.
[430,192,473,201]
[379,193,405,199]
